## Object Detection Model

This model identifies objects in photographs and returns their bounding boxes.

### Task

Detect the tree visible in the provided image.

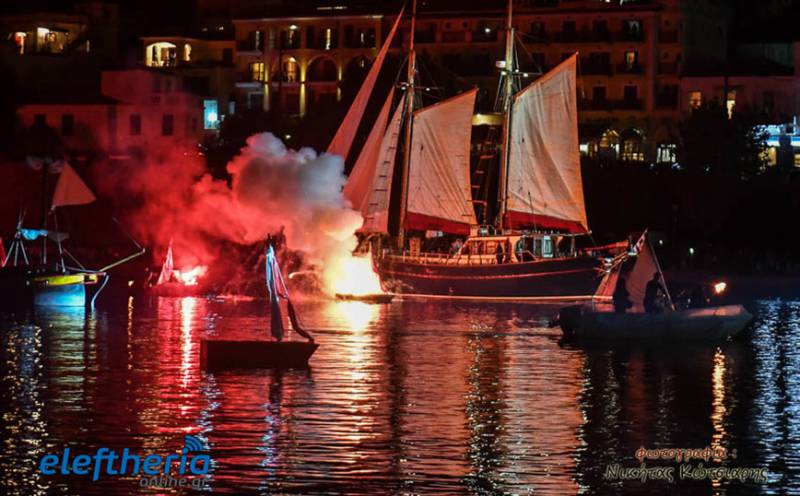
[678,102,768,179]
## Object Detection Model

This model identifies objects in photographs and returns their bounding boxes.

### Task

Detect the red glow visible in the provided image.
[173,266,208,286]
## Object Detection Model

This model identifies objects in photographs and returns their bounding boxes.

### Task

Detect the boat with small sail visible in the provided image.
[0,162,143,308]
[558,232,753,341]
[146,240,210,297]
[334,1,622,301]
[200,243,318,370]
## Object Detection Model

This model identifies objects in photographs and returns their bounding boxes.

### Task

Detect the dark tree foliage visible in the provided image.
[678,102,768,179]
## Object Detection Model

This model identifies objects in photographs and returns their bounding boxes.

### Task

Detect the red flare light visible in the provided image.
[174,266,208,286]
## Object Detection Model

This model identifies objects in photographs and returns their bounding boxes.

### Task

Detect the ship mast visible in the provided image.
[397,0,416,250]
[497,0,515,231]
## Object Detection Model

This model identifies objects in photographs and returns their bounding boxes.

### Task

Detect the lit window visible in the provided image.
[183,43,191,62]
[14,32,26,54]
[689,91,702,109]
[203,99,219,130]
[657,143,677,164]
[324,28,332,50]
[249,62,265,82]
[284,57,298,82]
[726,90,736,119]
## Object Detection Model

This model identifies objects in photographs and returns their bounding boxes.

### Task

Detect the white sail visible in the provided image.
[327,8,403,161]
[406,88,478,234]
[506,54,588,233]
[156,240,174,286]
[362,94,404,233]
[343,87,395,227]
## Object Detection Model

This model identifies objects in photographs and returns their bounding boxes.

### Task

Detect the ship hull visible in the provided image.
[0,268,104,309]
[375,255,603,300]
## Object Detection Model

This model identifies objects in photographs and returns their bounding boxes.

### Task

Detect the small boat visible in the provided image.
[335,292,394,304]
[1,163,143,309]
[558,232,752,341]
[200,242,317,371]
[559,304,752,341]
[146,240,209,297]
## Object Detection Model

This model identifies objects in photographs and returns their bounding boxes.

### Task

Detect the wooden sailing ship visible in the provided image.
[332,1,623,300]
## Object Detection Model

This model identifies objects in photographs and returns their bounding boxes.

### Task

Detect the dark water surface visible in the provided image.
[1,297,799,495]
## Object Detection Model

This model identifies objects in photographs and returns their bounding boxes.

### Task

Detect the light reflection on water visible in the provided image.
[1,299,799,495]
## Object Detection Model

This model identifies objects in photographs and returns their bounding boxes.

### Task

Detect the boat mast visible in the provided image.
[497,0,515,231]
[396,0,416,250]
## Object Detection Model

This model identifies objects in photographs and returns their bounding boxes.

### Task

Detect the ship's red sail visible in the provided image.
[505,55,588,233]
[405,89,478,235]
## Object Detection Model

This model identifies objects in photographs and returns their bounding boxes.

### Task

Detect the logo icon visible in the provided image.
[183,435,205,453]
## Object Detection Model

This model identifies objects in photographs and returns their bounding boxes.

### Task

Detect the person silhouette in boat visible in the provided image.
[612,277,633,314]
[644,272,666,314]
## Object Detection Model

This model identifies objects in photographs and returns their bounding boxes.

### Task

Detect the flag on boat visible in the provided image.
[265,244,314,342]
[51,163,96,209]
[625,232,673,312]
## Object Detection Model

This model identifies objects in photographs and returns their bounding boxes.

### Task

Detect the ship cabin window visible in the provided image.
[542,236,554,258]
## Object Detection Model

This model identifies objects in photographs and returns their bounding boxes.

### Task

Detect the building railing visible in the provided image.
[658,61,679,75]
[441,31,467,43]
[616,62,644,75]
[615,98,644,111]
[237,40,262,52]
[579,99,644,111]
[581,61,612,76]
[616,30,645,42]
[658,30,679,43]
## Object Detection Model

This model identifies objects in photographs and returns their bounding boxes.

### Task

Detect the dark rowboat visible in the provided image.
[559,304,752,341]
[199,242,318,371]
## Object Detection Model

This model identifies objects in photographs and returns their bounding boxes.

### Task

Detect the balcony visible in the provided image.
[582,61,612,76]
[555,31,578,43]
[616,62,644,75]
[441,31,467,43]
[658,30,679,43]
[578,99,643,111]
[616,29,645,42]
[237,40,262,53]
[579,99,612,111]
[655,94,678,109]
[415,29,437,44]
[615,99,643,111]
[658,61,679,75]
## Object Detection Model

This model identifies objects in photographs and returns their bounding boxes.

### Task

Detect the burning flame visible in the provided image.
[173,266,208,286]
[325,255,383,296]
[713,281,727,295]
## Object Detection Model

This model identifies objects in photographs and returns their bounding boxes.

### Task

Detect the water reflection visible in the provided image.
[0,299,799,494]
